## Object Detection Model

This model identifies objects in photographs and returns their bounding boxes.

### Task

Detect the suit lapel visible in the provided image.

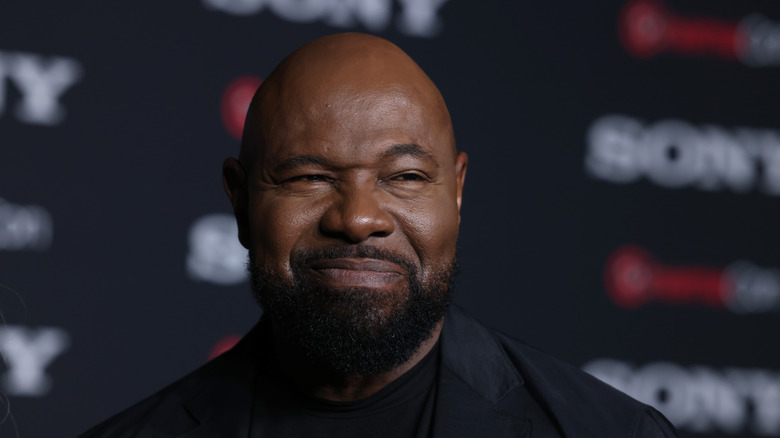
[172,321,268,438]
[174,383,254,438]
[431,306,558,438]
[432,367,532,438]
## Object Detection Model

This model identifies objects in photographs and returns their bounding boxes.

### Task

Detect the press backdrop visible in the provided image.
[1,1,779,437]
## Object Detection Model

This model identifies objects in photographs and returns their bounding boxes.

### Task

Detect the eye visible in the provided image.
[288,174,328,182]
[393,172,427,182]
[279,174,331,190]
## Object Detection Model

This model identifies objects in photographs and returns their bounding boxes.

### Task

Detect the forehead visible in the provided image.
[258,84,453,166]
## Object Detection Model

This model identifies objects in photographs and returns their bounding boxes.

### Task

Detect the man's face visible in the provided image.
[228,68,467,374]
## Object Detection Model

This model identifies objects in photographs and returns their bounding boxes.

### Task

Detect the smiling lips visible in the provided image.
[308,258,406,288]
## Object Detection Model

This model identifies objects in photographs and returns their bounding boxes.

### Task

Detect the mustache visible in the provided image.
[291,245,417,275]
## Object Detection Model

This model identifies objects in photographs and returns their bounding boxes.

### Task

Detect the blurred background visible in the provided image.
[1,0,779,436]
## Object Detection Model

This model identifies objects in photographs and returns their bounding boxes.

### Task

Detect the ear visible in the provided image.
[454,151,468,224]
[222,157,250,249]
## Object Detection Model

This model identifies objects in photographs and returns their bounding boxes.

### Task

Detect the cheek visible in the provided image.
[396,196,460,275]
[250,196,325,273]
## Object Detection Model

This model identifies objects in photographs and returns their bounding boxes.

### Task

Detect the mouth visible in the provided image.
[307,258,406,289]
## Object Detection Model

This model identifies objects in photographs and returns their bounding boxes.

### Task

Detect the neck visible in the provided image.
[271,319,443,402]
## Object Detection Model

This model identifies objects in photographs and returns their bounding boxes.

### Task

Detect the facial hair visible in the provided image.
[248,245,457,377]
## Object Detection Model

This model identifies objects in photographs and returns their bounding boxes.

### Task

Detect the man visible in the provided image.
[81,33,677,437]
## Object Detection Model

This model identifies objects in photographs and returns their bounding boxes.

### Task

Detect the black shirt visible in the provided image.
[250,341,440,438]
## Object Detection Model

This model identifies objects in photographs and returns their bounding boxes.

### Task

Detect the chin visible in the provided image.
[247,249,458,376]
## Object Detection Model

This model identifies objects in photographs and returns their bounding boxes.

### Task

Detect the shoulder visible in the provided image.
[494,330,676,437]
[78,321,265,438]
[441,306,677,437]
[77,363,208,438]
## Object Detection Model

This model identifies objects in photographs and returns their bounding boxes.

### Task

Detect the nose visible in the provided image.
[319,185,395,243]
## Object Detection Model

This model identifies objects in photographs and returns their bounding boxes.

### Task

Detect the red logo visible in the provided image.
[208,334,242,359]
[604,246,780,313]
[605,246,728,309]
[220,76,263,140]
[619,0,745,61]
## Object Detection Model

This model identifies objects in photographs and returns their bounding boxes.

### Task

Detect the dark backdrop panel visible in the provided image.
[1,1,778,437]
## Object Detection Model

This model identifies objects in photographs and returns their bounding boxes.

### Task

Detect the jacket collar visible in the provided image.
[431,305,534,438]
[439,305,524,403]
[174,320,267,437]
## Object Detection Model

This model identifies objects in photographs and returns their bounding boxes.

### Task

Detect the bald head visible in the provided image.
[239,33,455,168]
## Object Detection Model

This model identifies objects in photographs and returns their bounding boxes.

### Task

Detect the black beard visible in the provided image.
[248,245,457,377]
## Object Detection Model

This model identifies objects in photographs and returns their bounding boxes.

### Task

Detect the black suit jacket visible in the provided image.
[80,306,677,437]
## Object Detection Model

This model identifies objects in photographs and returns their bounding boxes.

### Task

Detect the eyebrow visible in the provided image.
[381,143,439,168]
[273,143,438,173]
[273,155,329,173]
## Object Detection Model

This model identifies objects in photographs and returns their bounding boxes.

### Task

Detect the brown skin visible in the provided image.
[223,33,467,401]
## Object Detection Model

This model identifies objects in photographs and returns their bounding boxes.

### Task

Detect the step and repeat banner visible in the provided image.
[1,1,778,437]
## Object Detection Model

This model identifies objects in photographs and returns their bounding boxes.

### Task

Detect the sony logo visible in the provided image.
[0,50,83,126]
[0,326,70,397]
[202,0,450,37]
